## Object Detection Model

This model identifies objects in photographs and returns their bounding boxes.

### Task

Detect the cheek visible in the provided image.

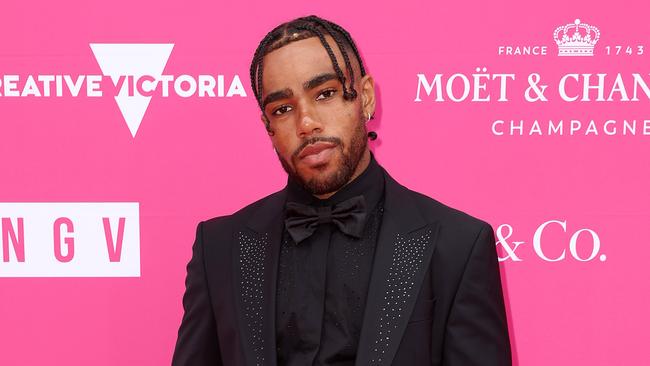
[271,133,298,157]
[323,107,361,138]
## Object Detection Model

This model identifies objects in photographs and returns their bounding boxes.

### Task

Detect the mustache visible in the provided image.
[293,136,342,159]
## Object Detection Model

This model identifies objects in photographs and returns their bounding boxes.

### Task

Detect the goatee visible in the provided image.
[276,120,368,195]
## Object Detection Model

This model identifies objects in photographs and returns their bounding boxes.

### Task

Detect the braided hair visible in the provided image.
[249,15,367,134]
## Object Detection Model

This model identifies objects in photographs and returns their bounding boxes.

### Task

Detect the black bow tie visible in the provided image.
[284,195,368,244]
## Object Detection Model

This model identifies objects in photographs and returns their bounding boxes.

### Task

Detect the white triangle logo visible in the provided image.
[90,43,174,137]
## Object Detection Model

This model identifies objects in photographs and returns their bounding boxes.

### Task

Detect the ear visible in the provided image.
[359,74,376,118]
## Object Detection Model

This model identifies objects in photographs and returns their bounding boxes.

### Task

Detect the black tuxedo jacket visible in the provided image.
[172,166,512,365]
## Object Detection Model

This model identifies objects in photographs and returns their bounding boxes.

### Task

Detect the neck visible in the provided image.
[313,148,371,200]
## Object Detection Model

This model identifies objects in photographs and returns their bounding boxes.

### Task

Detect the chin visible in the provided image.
[293,159,342,191]
[297,161,334,181]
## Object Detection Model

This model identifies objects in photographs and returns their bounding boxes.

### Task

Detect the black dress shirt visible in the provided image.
[276,151,386,366]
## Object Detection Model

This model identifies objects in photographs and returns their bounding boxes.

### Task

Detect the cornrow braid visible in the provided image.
[249,15,367,133]
[322,21,366,76]
[303,16,357,99]
[292,24,350,98]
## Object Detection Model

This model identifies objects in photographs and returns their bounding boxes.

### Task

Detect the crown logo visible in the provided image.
[553,19,600,56]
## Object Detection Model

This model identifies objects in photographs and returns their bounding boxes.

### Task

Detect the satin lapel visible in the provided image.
[355,169,440,366]
[232,189,286,366]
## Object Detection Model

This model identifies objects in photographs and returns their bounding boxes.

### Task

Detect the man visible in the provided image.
[173,15,511,366]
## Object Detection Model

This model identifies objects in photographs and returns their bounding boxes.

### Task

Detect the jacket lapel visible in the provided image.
[233,189,286,366]
[231,166,440,366]
[355,168,441,366]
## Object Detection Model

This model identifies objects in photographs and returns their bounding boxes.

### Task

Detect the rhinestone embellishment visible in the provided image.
[370,229,432,364]
[238,231,269,365]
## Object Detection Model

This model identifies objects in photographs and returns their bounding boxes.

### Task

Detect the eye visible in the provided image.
[272,105,293,116]
[316,88,337,101]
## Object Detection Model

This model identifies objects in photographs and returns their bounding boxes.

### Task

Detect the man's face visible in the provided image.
[260,35,374,196]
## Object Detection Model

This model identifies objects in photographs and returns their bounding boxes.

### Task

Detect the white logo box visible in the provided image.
[0,202,140,277]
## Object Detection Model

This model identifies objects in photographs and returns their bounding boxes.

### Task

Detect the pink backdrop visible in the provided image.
[1,0,649,364]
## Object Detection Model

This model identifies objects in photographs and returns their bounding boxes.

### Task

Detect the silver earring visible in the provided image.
[366,112,372,122]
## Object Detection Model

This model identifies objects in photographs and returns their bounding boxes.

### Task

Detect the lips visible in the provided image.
[298,141,337,159]
[297,141,338,167]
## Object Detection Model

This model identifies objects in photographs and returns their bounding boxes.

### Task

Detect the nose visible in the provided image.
[295,103,323,138]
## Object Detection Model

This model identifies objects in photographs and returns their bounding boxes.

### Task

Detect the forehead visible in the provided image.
[260,35,348,94]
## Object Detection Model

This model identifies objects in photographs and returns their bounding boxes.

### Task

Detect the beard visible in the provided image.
[276,117,368,196]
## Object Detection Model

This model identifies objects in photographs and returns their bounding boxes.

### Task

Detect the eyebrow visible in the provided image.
[262,72,339,110]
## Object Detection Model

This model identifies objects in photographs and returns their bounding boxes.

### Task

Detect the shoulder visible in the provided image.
[401,186,495,263]
[199,188,286,234]
[381,165,490,235]
[390,177,493,252]
[409,188,489,231]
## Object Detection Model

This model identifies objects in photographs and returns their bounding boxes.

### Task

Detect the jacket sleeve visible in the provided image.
[442,223,512,366]
[172,221,223,365]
